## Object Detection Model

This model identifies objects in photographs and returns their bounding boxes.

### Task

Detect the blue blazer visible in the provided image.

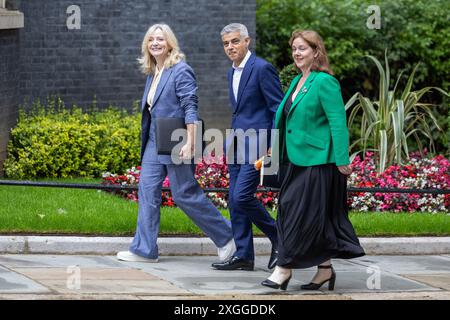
[140,61,199,164]
[226,53,284,162]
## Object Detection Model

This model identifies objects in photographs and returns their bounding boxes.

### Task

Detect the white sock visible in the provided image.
[268,266,291,284]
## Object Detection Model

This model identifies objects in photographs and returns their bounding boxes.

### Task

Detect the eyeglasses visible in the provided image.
[222,38,242,48]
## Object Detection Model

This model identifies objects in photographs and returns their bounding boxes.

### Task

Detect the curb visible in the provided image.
[0,236,449,255]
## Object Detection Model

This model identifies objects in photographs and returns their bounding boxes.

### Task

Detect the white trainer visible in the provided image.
[116,251,158,263]
[217,239,236,261]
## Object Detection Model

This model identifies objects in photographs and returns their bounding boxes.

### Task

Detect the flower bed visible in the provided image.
[102,152,449,213]
[348,152,449,212]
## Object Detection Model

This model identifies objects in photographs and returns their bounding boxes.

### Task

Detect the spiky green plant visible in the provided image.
[345,52,449,173]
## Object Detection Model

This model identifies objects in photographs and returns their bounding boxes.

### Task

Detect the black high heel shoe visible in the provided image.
[301,264,336,291]
[261,274,292,291]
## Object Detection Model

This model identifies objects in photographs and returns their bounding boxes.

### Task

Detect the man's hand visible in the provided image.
[254,156,264,171]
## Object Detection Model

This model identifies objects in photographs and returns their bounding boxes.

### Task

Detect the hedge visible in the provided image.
[4,98,141,179]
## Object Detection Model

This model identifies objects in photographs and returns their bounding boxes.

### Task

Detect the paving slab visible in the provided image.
[0,266,50,294]
[0,254,448,299]
[258,256,439,293]
[114,256,296,295]
[113,255,438,295]
[351,255,450,274]
[10,266,189,295]
[39,279,189,295]
[0,293,141,300]
[289,270,437,293]
[402,274,450,291]
[13,267,160,280]
[0,254,125,269]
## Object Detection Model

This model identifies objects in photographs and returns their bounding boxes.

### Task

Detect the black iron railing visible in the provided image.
[0,180,449,195]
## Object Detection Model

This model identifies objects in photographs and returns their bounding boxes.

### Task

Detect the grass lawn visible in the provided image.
[0,179,449,237]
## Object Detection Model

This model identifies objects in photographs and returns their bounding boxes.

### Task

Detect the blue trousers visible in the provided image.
[228,163,278,261]
[130,161,233,259]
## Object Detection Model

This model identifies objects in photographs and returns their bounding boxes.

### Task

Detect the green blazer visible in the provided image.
[274,71,350,167]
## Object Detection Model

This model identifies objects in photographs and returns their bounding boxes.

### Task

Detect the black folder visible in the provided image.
[155,117,187,155]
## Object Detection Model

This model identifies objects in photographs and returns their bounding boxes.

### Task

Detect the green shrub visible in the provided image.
[261,0,450,154]
[278,63,299,93]
[257,0,450,96]
[4,98,141,179]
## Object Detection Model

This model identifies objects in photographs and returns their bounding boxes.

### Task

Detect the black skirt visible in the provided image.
[276,163,365,269]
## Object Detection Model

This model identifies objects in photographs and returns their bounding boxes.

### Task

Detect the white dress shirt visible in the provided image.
[232,50,252,101]
[147,65,164,110]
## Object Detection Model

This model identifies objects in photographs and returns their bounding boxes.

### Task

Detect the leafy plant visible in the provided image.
[345,52,449,173]
[279,63,299,92]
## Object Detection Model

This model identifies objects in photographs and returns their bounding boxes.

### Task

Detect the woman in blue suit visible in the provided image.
[117,23,235,263]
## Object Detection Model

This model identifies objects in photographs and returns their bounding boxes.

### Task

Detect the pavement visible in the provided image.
[0,236,449,300]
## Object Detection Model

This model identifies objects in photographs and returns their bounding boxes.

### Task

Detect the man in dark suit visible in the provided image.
[211,23,284,271]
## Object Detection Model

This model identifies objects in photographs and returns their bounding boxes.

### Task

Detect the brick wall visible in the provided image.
[0,0,257,174]
[18,0,256,130]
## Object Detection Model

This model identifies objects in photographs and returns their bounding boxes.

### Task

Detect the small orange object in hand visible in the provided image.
[254,156,264,171]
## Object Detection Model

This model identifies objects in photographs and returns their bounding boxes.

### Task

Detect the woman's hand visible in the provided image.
[337,164,352,175]
[179,123,195,160]
[179,142,194,160]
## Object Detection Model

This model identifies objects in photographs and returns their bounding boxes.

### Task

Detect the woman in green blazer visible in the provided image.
[261,30,365,291]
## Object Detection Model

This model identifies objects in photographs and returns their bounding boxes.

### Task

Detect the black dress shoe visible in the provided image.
[211,256,254,271]
[301,265,336,291]
[261,275,291,291]
[267,246,278,269]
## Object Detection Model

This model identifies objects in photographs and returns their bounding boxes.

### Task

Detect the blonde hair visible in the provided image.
[289,29,333,75]
[138,23,185,75]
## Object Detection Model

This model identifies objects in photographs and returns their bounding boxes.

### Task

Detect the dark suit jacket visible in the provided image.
[226,53,284,163]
